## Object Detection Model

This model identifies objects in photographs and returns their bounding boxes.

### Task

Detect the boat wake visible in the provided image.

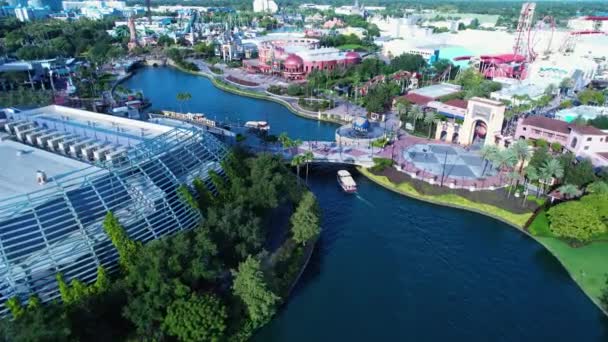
[355,194,375,208]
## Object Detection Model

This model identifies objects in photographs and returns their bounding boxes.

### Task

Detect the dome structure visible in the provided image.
[345,51,361,63]
[284,54,304,68]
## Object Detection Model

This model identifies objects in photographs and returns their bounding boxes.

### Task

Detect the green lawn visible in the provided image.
[337,44,364,51]
[537,236,608,303]
[528,210,555,237]
[359,168,532,227]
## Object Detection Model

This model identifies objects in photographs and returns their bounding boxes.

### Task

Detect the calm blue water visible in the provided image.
[124,67,337,141]
[125,67,608,341]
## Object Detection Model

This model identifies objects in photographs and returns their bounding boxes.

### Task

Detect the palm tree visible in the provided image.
[394,101,408,127]
[510,140,532,186]
[523,166,540,203]
[557,184,580,200]
[291,154,306,185]
[408,106,423,132]
[506,171,520,198]
[539,158,564,194]
[303,150,314,184]
[423,111,437,139]
[480,145,499,176]
[494,149,517,184]
[176,92,192,113]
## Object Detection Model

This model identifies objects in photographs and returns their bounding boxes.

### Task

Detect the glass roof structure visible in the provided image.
[0,106,227,314]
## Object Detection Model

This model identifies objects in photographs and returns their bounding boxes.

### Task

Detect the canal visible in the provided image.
[124,67,608,341]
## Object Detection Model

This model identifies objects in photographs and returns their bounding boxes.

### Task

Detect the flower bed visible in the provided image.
[226,75,259,87]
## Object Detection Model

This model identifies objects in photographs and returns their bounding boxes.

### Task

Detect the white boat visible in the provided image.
[337,170,357,193]
[244,121,270,131]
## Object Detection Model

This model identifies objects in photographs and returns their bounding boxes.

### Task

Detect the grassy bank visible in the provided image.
[529,211,608,312]
[359,166,608,316]
[358,167,532,227]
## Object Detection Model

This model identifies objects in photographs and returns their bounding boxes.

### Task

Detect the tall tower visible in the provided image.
[513,2,536,60]
[127,17,139,51]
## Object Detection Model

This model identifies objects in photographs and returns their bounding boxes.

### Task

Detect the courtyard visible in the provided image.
[402,143,497,180]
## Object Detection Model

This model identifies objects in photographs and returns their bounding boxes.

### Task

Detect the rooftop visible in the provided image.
[409,83,462,99]
[521,116,570,134]
[0,138,98,199]
[569,125,607,136]
[11,105,171,147]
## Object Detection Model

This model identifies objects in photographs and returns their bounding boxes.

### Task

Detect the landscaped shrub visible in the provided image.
[370,158,394,172]
[547,199,606,243]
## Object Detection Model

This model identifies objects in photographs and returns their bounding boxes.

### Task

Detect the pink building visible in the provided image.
[323,17,345,29]
[515,116,608,166]
[244,38,361,80]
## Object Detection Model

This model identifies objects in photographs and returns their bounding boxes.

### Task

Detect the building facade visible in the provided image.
[515,115,608,166]
[244,38,361,80]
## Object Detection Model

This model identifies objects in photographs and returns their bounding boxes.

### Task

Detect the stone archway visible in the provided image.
[452,132,459,144]
[471,119,488,145]
[440,130,447,141]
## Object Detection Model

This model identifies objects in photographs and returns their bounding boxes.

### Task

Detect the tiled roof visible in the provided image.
[402,93,433,106]
[521,116,570,134]
[569,125,607,136]
[444,99,468,109]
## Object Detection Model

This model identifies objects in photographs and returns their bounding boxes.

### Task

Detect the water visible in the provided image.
[123,67,337,141]
[125,67,608,341]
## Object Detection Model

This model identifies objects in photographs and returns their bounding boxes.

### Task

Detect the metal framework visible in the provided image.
[513,2,536,60]
[0,125,227,314]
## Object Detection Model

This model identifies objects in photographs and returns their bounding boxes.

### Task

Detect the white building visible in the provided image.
[253,0,277,14]
[14,5,49,21]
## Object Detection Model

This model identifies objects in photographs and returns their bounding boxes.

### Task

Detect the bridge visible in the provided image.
[148,112,377,167]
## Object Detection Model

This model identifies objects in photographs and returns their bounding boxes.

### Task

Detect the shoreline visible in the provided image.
[158,61,346,126]
[357,166,608,318]
[125,62,608,319]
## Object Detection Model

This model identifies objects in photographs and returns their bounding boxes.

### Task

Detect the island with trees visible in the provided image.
[0,149,321,341]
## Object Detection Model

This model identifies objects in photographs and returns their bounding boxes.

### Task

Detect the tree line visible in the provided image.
[0,150,321,342]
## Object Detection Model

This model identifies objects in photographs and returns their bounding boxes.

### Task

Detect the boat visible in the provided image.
[244,121,270,131]
[337,170,357,193]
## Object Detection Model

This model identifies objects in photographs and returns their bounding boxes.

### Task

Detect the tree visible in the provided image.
[560,77,573,94]
[303,150,314,184]
[291,192,321,245]
[547,200,605,243]
[528,145,550,169]
[291,154,306,185]
[557,184,580,200]
[407,105,424,132]
[539,158,564,193]
[389,53,427,73]
[480,145,499,176]
[562,158,597,187]
[5,297,24,319]
[524,166,540,200]
[176,92,192,112]
[510,139,532,183]
[577,89,605,105]
[424,111,437,138]
[162,293,227,342]
[205,203,262,263]
[587,181,608,194]
[550,142,562,153]
[232,256,280,326]
[102,212,141,273]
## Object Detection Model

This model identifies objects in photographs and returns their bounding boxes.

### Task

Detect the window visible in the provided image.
[522,127,527,131]
[533,129,541,134]
[584,146,589,150]
[587,137,592,141]
[570,137,578,148]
